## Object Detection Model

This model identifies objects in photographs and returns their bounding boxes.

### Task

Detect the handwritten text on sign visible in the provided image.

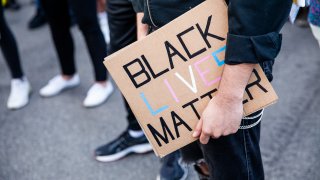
[122,16,268,147]
[104,0,277,157]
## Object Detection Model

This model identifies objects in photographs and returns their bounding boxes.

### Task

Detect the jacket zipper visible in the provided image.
[146,0,158,27]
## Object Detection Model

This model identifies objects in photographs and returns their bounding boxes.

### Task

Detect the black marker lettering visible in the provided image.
[182,98,201,120]
[147,117,175,147]
[165,41,188,69]
[123,58,151,88]
[171,111,192,138]
[177,26,206,59]
[141,55,169,79]
[245,69,268,101]
[196,15,225,48]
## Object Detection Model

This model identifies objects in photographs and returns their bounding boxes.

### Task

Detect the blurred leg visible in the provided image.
[69,0,107,82]
[0,5,32,110]
[107,0,136,54]
[310,24,320,47]
[107,0,139,130]
[0,4,24,79]
[41,0,76,76]
[94,0,152,163]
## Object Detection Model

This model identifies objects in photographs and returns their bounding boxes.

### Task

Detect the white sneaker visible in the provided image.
[7,77,32,110]
[39,74,80,97]
[83,81,114,108]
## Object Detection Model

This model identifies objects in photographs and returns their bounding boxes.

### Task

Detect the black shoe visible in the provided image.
[95,130,152,162]
[28,10,47,29]
[157,151,188,180]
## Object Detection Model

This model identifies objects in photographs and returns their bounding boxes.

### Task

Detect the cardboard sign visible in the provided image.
[104,0,278,157]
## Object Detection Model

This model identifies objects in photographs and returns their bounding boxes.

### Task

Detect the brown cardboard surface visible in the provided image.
[103,0,278,157]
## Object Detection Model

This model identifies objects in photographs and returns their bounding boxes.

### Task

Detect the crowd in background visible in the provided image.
[1,0,187,179]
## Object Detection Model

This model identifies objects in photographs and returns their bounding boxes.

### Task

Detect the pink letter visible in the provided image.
[164,79,179,102]
[194,55,221,86]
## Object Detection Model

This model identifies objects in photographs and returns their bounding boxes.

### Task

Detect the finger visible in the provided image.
[211,134,221,139]
[192,118,203,138]
[200,132,210,144]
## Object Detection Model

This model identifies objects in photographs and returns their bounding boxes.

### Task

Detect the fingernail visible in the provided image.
[193,131,199,137]
[202,137,209,144]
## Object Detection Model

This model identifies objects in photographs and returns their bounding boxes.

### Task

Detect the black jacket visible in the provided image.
[131,0,292,81]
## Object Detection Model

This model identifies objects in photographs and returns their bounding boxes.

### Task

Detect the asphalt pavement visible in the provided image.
[0,1,320,180]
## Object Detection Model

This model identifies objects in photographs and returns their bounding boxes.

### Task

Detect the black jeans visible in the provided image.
[41,0,107,81]
[181,110,264,180]
[0,5,24,79]
[107,0,141,131]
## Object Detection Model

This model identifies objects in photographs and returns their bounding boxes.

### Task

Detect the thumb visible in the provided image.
[192,118,203,138]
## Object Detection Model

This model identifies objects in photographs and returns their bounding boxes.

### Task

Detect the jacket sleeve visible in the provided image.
[129,0,144,13]
[225,0,292,64]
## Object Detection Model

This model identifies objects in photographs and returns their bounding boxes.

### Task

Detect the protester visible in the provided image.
[309,0,320,47]
[0,4,31,109]
[94,1,187,179]
[94,1,151,163]
[40,0,112,108]
[28,0,47,29]
[130,0,292,179]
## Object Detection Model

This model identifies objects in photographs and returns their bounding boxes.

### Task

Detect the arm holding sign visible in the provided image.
[130,0,147,40]
[193,64,254,143]
[193,0,291,144]
[137,13,148,40]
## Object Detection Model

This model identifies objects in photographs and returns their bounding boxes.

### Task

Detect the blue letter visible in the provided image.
[212,46,226,67]
[140,93,169,116]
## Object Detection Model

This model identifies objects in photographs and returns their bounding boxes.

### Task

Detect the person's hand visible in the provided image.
[192,94,243,144]
[137,13,148,41]
[192,63,254,144]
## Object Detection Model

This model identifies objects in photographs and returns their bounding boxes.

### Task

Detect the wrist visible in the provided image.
[216,81,245,102]
[215,64,254,103]
[215,91,243,104]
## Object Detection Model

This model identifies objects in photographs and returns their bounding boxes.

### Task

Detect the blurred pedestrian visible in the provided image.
[309,0,320,47]
[0,4,31,109]
[40,0,113,108]
[94,1,188,179]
